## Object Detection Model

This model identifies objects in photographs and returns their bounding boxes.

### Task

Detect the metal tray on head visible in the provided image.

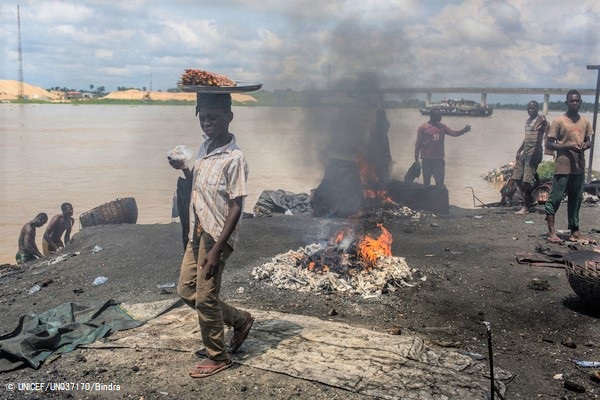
[178,81,262,94]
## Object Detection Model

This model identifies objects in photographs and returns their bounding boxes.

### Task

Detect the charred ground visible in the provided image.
[0,203,599,399]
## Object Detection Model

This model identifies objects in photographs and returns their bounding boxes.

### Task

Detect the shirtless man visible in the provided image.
[16,213,48,264]
[43,203,75,255]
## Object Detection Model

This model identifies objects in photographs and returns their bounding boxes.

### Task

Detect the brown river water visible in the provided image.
[1,104,597,265]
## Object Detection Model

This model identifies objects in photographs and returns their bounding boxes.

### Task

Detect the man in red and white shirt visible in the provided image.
[414,110,471,186]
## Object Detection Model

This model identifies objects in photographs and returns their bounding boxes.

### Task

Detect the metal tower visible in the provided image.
[17,5,24,100]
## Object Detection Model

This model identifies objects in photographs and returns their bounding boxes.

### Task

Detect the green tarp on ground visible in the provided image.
[0,299,142,372]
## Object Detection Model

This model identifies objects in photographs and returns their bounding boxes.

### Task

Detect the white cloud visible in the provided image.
[0,0,598,91]
[95,49,114,59]
[32,2,95,23]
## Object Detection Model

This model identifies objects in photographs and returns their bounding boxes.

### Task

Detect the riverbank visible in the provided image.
[1,203,599,399]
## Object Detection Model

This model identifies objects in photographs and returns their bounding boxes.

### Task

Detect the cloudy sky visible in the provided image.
[1,0,599,94]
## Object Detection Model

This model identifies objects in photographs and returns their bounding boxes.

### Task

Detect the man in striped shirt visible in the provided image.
[511,101,547,215]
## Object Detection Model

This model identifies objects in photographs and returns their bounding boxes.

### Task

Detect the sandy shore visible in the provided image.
[0,80,256,103]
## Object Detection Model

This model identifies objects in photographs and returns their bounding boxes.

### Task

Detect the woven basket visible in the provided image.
[565,259,600,307]
[79,197,138,228]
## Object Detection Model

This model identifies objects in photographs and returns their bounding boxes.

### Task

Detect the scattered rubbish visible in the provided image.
[253,189,312,217]
[47,252,80,265]
[236,286,245,294]
[41,278,53,287]
[524,220,534,224]
[157,283,176,289]
[564,380,586,393]
[92,245,103,254]
[553,373,563,380]
[157,283,175,295]
[591,371,600,383]
[527,278,550,291]
[561,337,577,349]
[473,215,483,219]
[93,276,108,286]
[459,350,486,361]
[28,284,41,295]
[31,268,48,276]
[572,360,600,368]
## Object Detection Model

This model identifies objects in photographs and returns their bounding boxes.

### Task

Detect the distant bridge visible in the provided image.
[380,87,597,114]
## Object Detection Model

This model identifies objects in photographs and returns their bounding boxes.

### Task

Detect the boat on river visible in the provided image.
[419,99,493,117]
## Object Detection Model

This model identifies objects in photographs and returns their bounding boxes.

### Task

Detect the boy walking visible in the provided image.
[169,93,254,378]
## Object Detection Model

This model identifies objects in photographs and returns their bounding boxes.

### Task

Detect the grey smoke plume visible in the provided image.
[267,12,413,181]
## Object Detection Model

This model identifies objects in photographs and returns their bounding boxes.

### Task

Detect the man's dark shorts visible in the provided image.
[511,153,542,185]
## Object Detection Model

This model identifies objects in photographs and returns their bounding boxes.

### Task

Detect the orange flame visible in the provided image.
[357,224,393,267]
[333,229,346,244]
[357,155,378,184]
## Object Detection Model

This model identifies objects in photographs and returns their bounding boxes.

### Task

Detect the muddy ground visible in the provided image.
[0,202,599,399]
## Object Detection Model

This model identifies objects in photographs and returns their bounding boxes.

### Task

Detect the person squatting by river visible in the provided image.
[169,92,254,378]
[511,101,547,215]
[545,90,594,243]
[414,110,471,185]
[16,213,48,264]
[42,203,74,256]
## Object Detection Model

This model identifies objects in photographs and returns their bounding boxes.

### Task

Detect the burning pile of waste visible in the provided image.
[252,224,420,297]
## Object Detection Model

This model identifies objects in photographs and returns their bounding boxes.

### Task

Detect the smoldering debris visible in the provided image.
[251,243,420,298]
